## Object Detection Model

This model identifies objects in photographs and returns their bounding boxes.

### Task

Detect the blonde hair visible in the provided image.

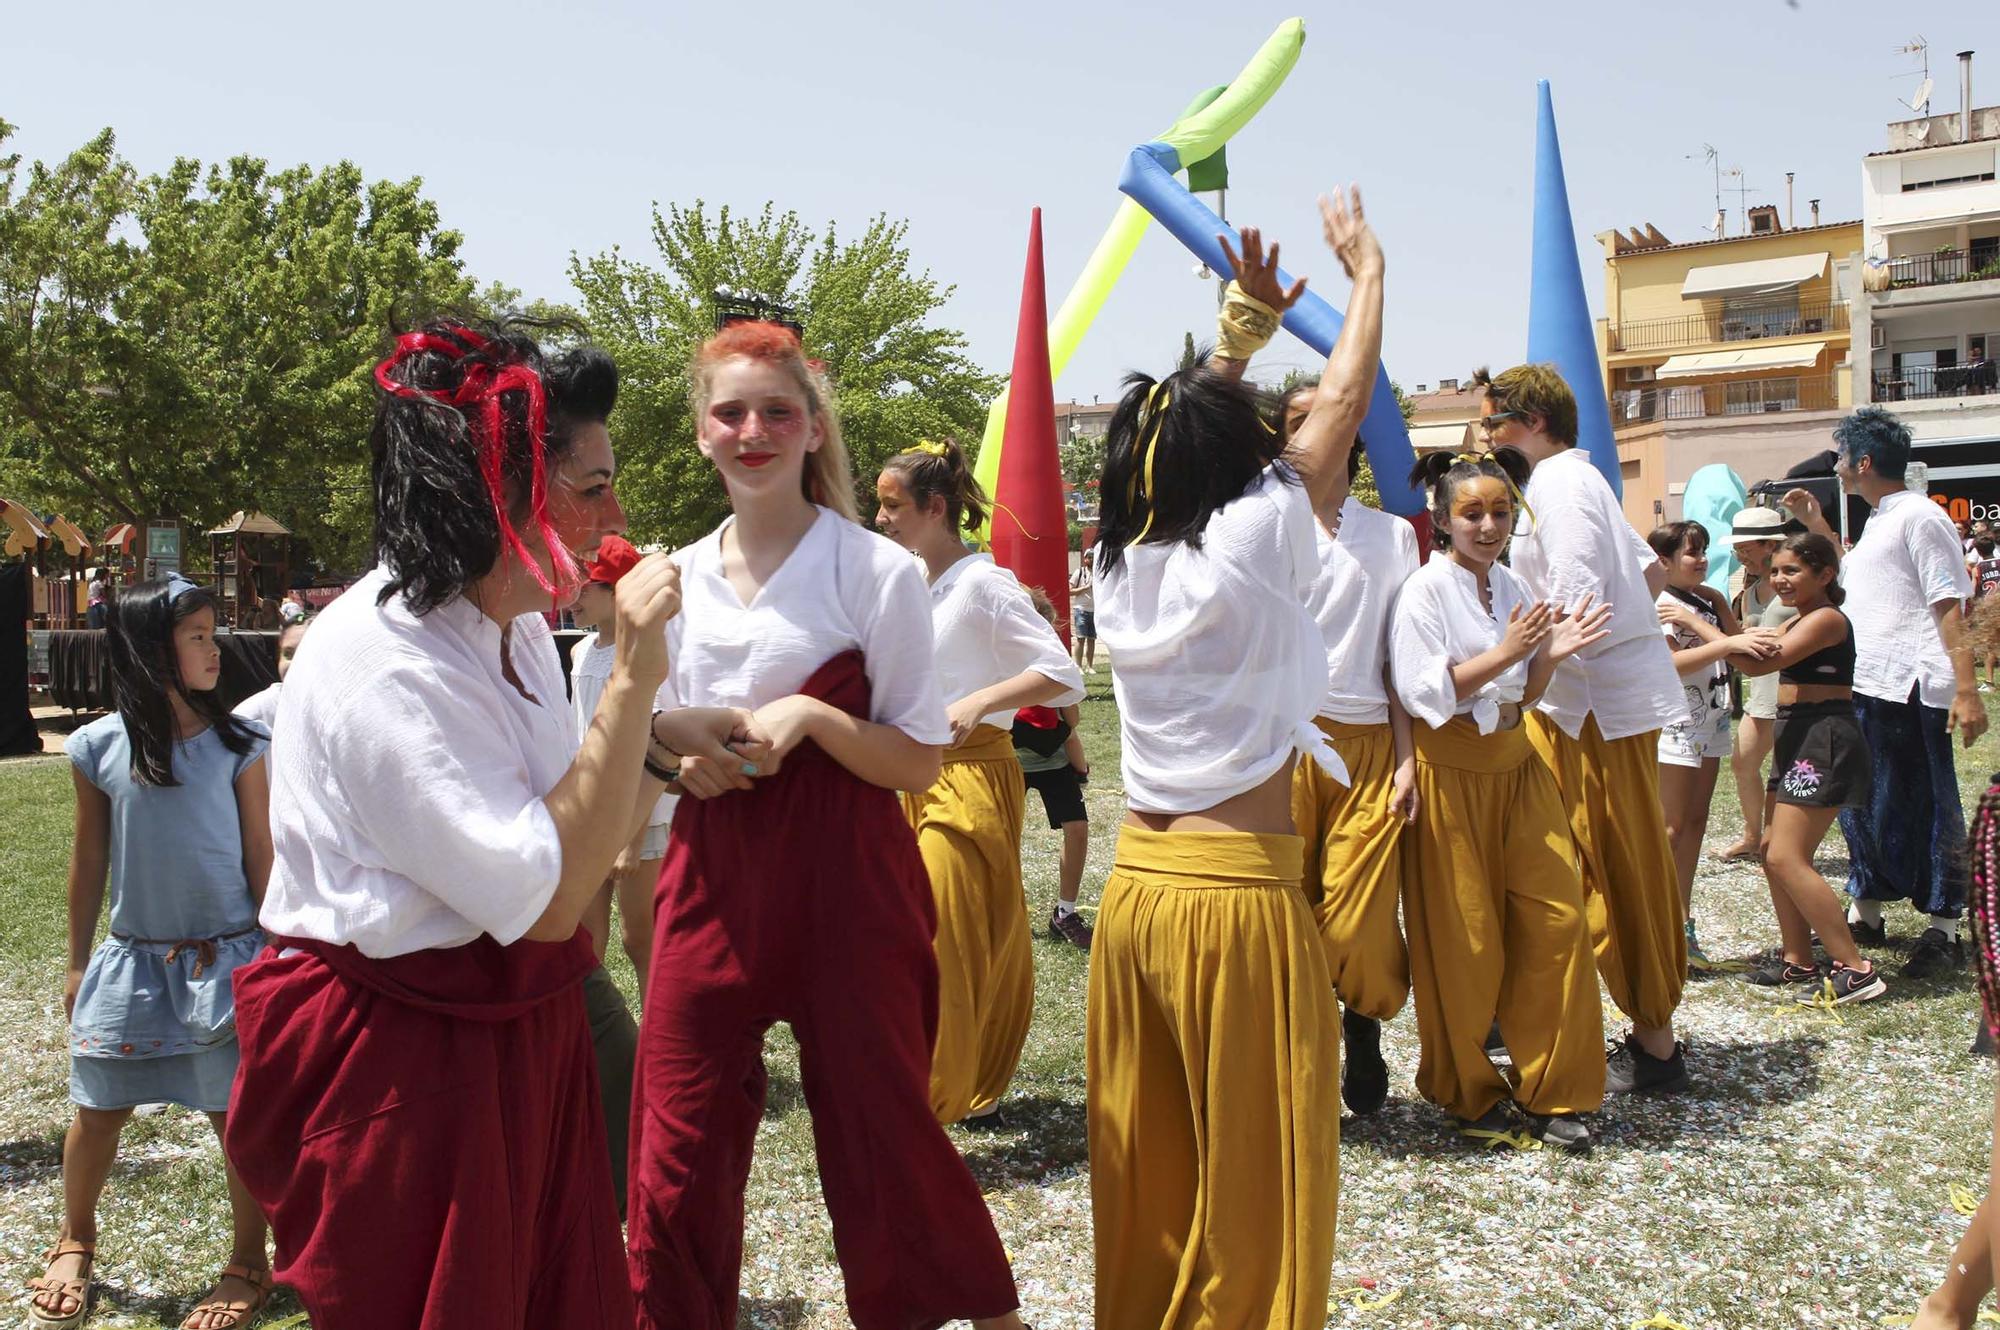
[689,321,860,523]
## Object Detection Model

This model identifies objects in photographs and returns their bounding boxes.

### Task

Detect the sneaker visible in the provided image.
[1604,1034,1691,1095]
[958,1106,1011,1132]
[1797,962,1887,1006]
[1849,917,1889,947]
[1524,1112,1593,1155]
[1902,927,1964,979]
[1047,906,1093,951]
[1456,1103,1532,1150]
[1741,953,1822,989]
[1341,1008,1389,1116]
[1685,921,1711,974]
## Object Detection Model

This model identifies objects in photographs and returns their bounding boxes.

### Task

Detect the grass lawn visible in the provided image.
[3,678,1999,1328]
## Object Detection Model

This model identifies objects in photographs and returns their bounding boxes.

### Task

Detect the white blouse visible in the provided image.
[1095,465,1345,814]
[1509,448,1683,741]
[258,568,575,958]
[572,633,674,830]
[928,553,1084,729]
[659,507,950,744]
[1308,498,1422,724]
[232,681,282,734]
[1390,555,1533,734]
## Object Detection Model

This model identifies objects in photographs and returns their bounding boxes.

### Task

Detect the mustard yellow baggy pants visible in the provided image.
[1526,712,1687,1029]
[1403,718,1606,1121]
[903,724,1034,1124]
[1087,825,1340,1330]
[1290,718,1410,1021]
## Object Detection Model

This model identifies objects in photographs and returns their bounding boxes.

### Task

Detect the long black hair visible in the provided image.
[1407,448,1533,552]
[1096,354,1289,573]
[106,580,258,787]
[371,317,619,615]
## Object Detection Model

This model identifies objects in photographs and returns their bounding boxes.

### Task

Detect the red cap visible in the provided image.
[584,534,642,586]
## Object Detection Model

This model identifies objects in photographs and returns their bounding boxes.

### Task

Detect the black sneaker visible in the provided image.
[1341,1008,1389,1116]
[1524,1112,1593,1155]
[1902,927,1964,979]
[958,1106,1010,1132]
[1604,1034,1691,1095]
[1796,962,1886,1006]
[1047,906,1093,951]
[1456,1103,1532,1151]
[1849,917,1889,946]
[1741,954,1822,989]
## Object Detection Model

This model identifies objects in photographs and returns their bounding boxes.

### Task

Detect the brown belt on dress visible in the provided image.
[110,924,260,979]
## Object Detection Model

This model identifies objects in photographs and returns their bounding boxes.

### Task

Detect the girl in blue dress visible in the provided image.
[27,575,274,1330]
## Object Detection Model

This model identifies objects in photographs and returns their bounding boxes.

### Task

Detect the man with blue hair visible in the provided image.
[1787,405,1988,978]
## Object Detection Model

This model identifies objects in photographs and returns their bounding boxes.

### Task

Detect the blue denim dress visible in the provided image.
[64,715,267,1111]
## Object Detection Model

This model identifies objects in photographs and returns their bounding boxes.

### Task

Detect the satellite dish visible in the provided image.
[1911,76,1934,114]
[1914,118,1932,141]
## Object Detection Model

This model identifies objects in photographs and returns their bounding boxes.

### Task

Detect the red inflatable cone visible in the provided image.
[991,208,1072,642]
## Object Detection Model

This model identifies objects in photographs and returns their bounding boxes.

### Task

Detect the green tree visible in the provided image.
[569,201,999,547]
[0,120,472,572]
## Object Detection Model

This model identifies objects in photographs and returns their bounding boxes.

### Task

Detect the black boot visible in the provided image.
[1341,1007,1389,1115]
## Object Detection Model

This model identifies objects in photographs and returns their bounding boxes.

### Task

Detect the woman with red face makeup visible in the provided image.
[629,321,1025,1330]
[222,323,710,1330]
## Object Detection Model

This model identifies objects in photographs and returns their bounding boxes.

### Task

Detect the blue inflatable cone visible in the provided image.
[1527,81,1621,498]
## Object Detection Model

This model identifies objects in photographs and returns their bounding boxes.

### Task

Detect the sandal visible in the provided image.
[25,1240,95,1330]
[179,1263,273,1330]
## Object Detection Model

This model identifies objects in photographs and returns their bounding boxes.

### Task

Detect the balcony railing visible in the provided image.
[1878,248,2000,290]
[1608,300,1848,353]
[1873,360,1999,402]
[1613,371,1842,425]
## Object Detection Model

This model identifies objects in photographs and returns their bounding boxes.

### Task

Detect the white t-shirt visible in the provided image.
[233,682,282,734]
[258,567,574,958]
[928,553,1084,729]
[1390,556,1534,733]
[1657,587,1729,729]
[571,633,674,830]
[1510,448,1683,741]
[1844,489,1975,708]
[1308,498,1422,724]
[659,507,950,744]
[1095,464,1345,814]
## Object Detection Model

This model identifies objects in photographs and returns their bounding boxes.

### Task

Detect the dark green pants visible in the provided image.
[583,965,638,1218]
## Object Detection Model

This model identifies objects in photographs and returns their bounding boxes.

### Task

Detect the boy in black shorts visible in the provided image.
[1015,586,1094,949]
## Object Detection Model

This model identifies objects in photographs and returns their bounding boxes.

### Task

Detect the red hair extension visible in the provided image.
[374,327,580,597]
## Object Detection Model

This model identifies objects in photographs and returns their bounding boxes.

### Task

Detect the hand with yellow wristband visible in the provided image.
[1214,225,1308,374]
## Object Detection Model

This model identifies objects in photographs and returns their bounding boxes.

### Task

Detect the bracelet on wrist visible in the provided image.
[643,750,680,784]
[649,709,682,758]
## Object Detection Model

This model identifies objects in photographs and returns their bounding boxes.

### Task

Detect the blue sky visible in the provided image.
[9,0,1989,402]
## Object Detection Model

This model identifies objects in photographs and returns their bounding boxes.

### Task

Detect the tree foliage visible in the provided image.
[0,120,472,571]
[570,201,999,547]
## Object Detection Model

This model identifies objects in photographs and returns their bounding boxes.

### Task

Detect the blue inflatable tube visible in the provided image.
[1119,140,1424,515]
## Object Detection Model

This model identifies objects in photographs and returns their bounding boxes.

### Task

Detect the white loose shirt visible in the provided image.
[1095,465,1345,815]
[1844,489,1974,709]
[1391,556,1534,732]
[928,553,1084,729]
[660,508,950,744]
[258,568,574,958]
[571,633,674,830]
[1308,499,1422,724]
[1509,448,1683,741]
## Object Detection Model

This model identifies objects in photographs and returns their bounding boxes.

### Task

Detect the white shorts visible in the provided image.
[1658,710,1731,767]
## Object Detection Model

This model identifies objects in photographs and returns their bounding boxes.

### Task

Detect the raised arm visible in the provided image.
[1288,187,1385,513]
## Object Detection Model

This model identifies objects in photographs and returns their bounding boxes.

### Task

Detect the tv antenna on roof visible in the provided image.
[1896,37,1934,114]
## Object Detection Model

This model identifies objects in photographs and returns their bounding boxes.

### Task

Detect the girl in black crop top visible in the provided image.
[1728,534,1886,1005]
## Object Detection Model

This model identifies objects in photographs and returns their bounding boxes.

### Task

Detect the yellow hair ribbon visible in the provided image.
[987,498,1039,542]
[1129,382,1170,542]
[911,439,951,457]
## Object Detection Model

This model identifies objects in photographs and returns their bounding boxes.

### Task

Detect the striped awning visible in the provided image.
[1655,342,1828,379]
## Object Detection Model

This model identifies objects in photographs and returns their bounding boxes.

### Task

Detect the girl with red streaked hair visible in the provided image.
[628,322,1026,1330]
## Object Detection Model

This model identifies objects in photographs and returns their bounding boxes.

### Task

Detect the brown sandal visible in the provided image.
[179,1263,273,1330]
[25,1240,95,1329]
